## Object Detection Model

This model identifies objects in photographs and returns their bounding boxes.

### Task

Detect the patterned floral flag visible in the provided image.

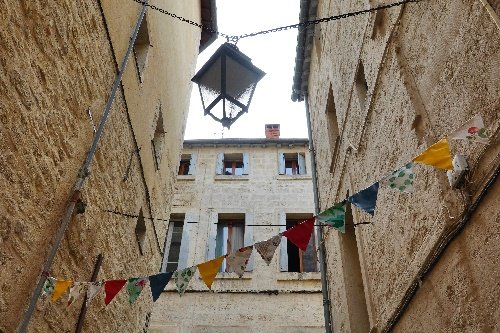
[126,277,148,304]
[173,266,197,296]
[226,246,253,277]
[381,163,415,193]
[254,235,281,265]
[198,256,225,290]
[67,282,88,307]
[282,217,316,251]
[86,281,104,306]
[449,114,489,144]
[317,201,346,233]
[52,279,72,302]
[347,182,380,216]
[149,272,174,302]
[40,277,55,302]
[413,138,453,170]
[104,280,127,305]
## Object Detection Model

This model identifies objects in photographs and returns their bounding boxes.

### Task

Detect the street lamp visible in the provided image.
[191,43,266,129]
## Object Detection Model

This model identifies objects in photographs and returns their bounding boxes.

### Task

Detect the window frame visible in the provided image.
[161,215,185,272]
[215,218,245,272]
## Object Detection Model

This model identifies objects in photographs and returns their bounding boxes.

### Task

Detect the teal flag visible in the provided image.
[126,277,148,304]
[317,201,346,233]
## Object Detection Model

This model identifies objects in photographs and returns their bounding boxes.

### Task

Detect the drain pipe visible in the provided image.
[305,94,333,333]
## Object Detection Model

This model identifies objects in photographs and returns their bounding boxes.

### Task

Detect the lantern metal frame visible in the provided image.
[191,43,266,128]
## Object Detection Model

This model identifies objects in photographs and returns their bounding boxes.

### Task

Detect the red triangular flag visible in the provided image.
[104,280,127,305]
[282,217,315,251]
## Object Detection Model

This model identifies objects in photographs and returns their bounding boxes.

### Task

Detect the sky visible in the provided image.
[184,0,308,140]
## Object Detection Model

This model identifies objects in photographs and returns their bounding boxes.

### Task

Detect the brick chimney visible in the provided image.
[265,124,280,139]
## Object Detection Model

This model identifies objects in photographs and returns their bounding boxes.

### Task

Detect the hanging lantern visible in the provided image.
[191,43,266,129]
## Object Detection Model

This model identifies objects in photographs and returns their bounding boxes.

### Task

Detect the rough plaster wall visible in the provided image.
[0,1,201,332]
[151,144,324,331]
[307,0,499,331]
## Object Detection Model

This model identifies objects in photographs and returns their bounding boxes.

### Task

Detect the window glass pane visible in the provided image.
[234,161,244,176]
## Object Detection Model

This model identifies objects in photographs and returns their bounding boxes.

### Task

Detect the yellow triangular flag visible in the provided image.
[197,256,225,290]
[51,279,72,302]
[413,138,453,170]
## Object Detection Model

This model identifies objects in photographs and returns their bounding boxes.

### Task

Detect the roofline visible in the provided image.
[183,138,309,147]
[199,0,218,53]
[291,0,318,102]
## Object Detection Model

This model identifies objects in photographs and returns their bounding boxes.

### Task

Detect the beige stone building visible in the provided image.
[1,1,216,332]
[150,129,325,332]
[292,0,499,332]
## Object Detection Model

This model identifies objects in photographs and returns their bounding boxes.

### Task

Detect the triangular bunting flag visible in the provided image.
[381,163,415,193]
[40,277,55,301]
[317,201,346,233]
[198,256,225,290]
[347,182,380,216]
[67,282,88,307]
[86,281,104,306]
[413,138,453,170]
[226,246,253,277]
[149,272,174,302]
[282,217,315,251]
[126,277,148,304]
[254,235,281,265]
[173,266,197,296]
[51,279,72,302]
[449,114,489,144]
[104,280,127,305]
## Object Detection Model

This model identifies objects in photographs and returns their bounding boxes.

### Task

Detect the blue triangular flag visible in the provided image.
[149,272,173,302]
[347,182,379,216]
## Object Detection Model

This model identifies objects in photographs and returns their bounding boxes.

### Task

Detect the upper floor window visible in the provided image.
[178,154,197,175]
[133,13,150,82]
[161,214,185,272]
[326,87,341,173]
[215,215,245,272]
[216,153,250,176]
[278,152,306,175]
[151,108,165,171]
[355,61,368,111]
[135,208,147,256]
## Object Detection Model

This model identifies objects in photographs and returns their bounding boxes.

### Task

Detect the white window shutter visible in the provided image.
[278,152,285,175]
[205,211,218,260]
[215,153,224,175]
[297,153,306,175]
[242,152,250,175]
[279,211,288,271]
[187,153,197,175]
[177,212,193,270]
[244,212,254,272]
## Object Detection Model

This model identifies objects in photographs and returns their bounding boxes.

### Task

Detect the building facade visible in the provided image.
[293,0,499,332]
[150,134,325,333]
[1,1,215,332]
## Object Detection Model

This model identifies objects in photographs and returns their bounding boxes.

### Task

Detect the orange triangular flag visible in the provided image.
[197,256,225,290]
[51,279,72,302]
[413,138,453,170]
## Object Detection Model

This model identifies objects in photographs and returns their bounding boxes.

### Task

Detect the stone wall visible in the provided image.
[150,141,325,332]
[305,0,499,331]
[0,1,201,332]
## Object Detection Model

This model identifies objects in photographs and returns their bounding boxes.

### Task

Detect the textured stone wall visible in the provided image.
[150,142,325,332]
[0,1,201,332]
[306,0,499,331]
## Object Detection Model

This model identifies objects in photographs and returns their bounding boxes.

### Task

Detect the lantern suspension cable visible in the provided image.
[132,0,419,44]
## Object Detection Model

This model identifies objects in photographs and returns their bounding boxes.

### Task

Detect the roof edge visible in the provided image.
[183,138,309,147]
[199,0,218,53]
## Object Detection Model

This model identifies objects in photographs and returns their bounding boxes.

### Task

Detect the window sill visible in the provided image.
[177,175,195,181]
[216,272,252,280]
[276,272,321,281]
[214,175,249,181]
[276,175,312,181]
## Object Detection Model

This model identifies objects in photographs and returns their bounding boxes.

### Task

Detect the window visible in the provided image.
[162,214,185,272]
[151,109,165,171]
[178,154,197,175]
[278,152,306,175]
[133,14,150,82]
[326,87,340,173]
[135,209,147,256]
[370,0,387,39]
[355,61,368,111]
[216,153,250,175]
[215,214,245,272]
[284,216,317,273]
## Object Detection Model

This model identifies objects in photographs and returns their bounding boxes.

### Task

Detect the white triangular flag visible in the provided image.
[254,235,281,265]
[67,282,88,307]
[449,114,489,144]
[226,246,253,277]
[86,281,104,306]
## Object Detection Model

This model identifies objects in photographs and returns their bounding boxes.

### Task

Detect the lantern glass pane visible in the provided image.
[225,56,260,107]
[198,57,222,108]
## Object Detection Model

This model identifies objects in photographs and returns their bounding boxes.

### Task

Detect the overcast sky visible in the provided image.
[184,0,308,139]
